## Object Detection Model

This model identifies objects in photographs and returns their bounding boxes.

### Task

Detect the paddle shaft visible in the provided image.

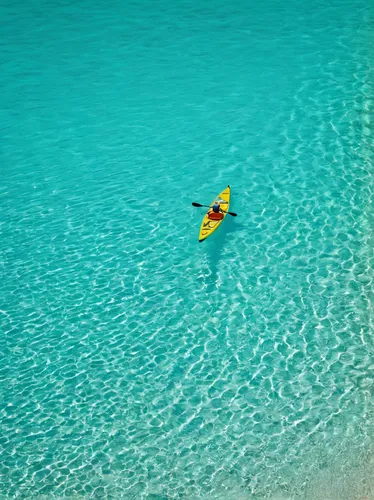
[192,203,237,217]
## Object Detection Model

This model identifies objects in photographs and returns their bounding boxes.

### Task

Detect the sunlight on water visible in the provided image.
[1,0,374,497]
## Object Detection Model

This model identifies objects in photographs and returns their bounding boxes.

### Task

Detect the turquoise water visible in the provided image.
[1,0,374,497]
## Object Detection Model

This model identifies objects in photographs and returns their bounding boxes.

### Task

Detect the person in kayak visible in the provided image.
[208,201,224,220]
[212,201,223,213]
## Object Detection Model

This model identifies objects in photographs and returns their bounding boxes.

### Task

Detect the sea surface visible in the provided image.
[1,0,374,498]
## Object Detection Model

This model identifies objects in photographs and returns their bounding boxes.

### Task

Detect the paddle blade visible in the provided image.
[228,212,237,217]
[192,202,204,207]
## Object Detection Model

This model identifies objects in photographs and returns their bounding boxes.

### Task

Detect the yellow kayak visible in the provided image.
[198,185,231,242]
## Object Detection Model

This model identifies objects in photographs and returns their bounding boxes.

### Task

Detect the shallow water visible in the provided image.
[1,0,374,497]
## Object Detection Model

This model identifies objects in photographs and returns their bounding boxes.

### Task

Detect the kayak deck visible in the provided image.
[198,185,231,242]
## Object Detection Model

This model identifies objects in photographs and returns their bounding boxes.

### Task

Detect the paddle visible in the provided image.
[192,202,237,216]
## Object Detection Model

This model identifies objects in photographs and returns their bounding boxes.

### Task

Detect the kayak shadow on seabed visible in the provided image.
[202,216,245,293]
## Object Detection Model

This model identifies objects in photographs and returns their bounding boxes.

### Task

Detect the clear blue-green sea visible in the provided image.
[1,0,374,498]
